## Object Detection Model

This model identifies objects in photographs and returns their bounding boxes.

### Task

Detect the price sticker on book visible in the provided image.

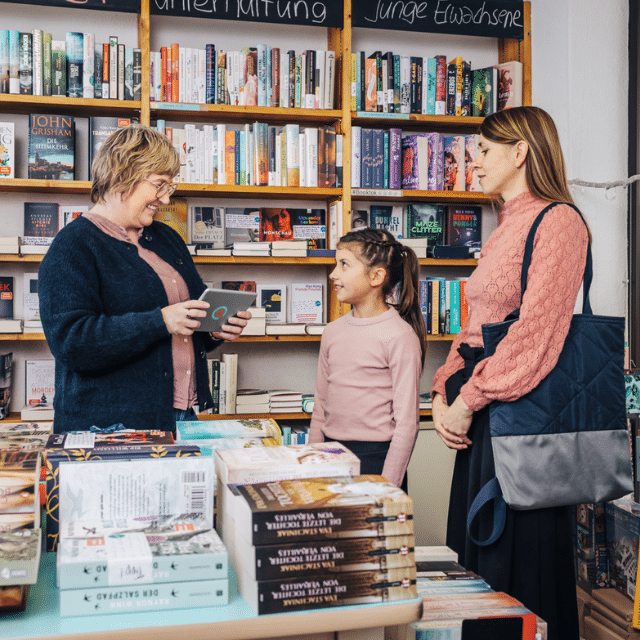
[105,532,153,586]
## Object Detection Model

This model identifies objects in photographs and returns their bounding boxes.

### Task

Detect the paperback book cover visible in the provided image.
[496,61,523,110]
[57,527,227,589]
[48,455,212,552]
[290,282,323,324]
[152,197,188,243]
[23,203,59,245]
[88,117,133,179]
[0,528,41,586]
[240,565,417,615]
[224,208,260,246]
[260,208,295,242]
[59,578,228,617]
[465,135,480,191]
[446,206,482,254]
[0,277,13,318]
[24,359,54,406]
[443,136,465,192]
[256,284,287,323]
[28,114,75,180]
[22,273,39,321]
[471,66,497,117]
[233,475,413,546]
[189,206,224,247]
[401,134,427,190]
[0,122,14,178]
[0,353,12,421]
[176,418,280,441]
[406,204,445,255]
[0,450,40,514]
[242,534,415,581]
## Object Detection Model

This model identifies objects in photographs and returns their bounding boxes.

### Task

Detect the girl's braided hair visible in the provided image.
[337,227,426,366]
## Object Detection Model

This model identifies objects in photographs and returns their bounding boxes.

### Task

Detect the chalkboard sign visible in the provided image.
[151,0,343,28]
[352,0,524,40]
[0,0,139,12]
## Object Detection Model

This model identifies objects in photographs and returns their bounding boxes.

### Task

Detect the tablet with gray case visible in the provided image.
[195,288,257,332]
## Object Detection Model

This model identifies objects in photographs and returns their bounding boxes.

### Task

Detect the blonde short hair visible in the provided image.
[90,124,180,204]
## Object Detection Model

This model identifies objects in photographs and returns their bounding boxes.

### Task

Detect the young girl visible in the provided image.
[308,228,426,492]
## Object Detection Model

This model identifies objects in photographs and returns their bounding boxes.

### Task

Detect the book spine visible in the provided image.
[434,55,446,115]
[59,579,228,617]
[0,31,9,94]
[361,128,374,189]
[461,60,471,116]
[93,43,102,99]
[383,130,389,188]
[335,133,343,189]
[8,30,19,94]
[102,42,110,98]
[285,124,300,187]
[372,129,384,189]
[82,33,94,99]
[133,48,141,101]
[124,46,133,100]
[66,32,83,98]
[32,29,42,96]
[51,40,65,97]
[392,54,401,113]
[109,36,118,99]
[426,57,436,115]
[171,42,179,103]
[19,32,32,95]
[42,32,52,97]
[205,44,215,104]
[446,61,456,116]
[365,54,376,112]
[117,43,125,100]
[449,280,461,334]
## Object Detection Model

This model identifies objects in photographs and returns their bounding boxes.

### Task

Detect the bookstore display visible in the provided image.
[0,0,534,634]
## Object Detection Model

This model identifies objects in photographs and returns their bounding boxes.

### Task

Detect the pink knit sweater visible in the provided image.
[432,192,589,411]
[308,307,422,487]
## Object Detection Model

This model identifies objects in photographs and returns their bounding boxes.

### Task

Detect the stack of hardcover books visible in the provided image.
[214,442,361,569]
[55,517,229,617]
[242,306,267,336]
[269,390,304,413]
[230,474,418,614]
[232,241,271,257]
[44,431,210,552]
[235,389,271,415]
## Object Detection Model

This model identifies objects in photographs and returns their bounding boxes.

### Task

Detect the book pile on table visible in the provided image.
[269,390,303,413]
[409,549,548,639]
[0,424,53,611]
[55,517,229,617]
[214,441,361,569]
[231,474,418,614]
[44,430,210,552]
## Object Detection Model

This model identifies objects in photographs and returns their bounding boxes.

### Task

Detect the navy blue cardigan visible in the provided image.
[39,216,219,433]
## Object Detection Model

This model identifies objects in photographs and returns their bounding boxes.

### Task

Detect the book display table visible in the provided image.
[1,554,422,640]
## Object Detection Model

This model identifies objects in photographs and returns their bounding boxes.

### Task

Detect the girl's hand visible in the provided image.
[433,393,473,450]
[161,300,210,336]
[211,310,251,341]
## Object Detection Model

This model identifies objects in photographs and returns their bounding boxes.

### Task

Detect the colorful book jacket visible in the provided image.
[464,135,480,192]
[88,117,133,179]
[471,66,497,117]
[446,206,482,254]
[0,122,14,178]
[23,202,59,245]
[261,208,326,249]
[28,114,75,180]
[0,528,41,586]
[401,134,425,190]
[425,132,444,191]
[233,475,413,545]
[0,277,13,318]
[443,136,465,192]
[496,61,523,110]
[406,204,445,254]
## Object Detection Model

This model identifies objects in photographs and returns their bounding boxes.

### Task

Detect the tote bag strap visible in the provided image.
[521,202,592,315]
[466,202,592,547]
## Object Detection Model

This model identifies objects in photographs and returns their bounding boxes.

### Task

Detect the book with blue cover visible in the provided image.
[65,32,83,98]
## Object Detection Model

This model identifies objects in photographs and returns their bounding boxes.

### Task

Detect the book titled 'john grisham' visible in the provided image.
[28,114,75,180]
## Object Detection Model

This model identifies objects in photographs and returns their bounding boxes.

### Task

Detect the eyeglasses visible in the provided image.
[144,178,178,198]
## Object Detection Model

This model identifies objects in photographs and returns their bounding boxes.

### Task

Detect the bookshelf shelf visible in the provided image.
[0,254,44,263]
[173,184,342,200]
[0,179,91,194]
[193,256,335,265]
[197,409,433,421]
[350,112,484,133]
[351,189,493,204]
[151,103,343,125]
[0,94,142,117]
[0,333,45,341]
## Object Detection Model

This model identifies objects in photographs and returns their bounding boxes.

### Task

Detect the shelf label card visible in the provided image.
[352,0,524,39]
[151,0,343,28]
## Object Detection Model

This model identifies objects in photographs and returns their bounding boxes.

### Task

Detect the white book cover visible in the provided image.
[117,43,125,101]
[184,124,197,183]
[216,123,226,186]
[197,48,206,103]
[179,47,186,103]
[284,124,300,187]
[219,359,227,415]
[25,359,55,405]
[0,121,15,179]
[298,132,307,187]
[351,126,361,188]
[23,272,39,321]
[197,129,205,183]
[221,353,238,414]
[173,128,187,182]
[290,282,323,324]
[256,284,287,324]
[32,29,42,96]
[275,134,281,186]
[400,55,411,114]
[203,125,214,185]
[184,47,192,103]
[82,33,94,99]
[304,127,318,187]
[58,457,214,529]
[325,50,335,109]
[109,36,118,99]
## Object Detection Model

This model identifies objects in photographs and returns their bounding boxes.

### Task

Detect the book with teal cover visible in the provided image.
[65,32,83,98]
[176,418,281,442]
[59,577,228,616]
[57,527,227,589]
[28,114,75,180]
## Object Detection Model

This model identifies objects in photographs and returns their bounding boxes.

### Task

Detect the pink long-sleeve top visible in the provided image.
[432,192,589,411]
[308,306,422,487]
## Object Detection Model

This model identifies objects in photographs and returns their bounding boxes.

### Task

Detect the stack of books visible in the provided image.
[44,431,209,551]
[399,237,429,259]
[20,403,54,421]
[22,320,43,334]
[410,553,547,639]
[231,475,418,614]
[175,417,282,458]
[242,306,266,336]
[269,390,304,413]
[235,389,271,414]
[0,237,20,255]
[271,240,307,257]
[232,241,271,257]
[214,442,361,569]
[56,518,229,617]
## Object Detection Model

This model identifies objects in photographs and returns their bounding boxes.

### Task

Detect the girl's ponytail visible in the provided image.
[338,228,426,367]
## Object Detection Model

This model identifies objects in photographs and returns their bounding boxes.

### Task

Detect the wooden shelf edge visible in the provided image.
[0,332,45,341]
[198,412,309,420]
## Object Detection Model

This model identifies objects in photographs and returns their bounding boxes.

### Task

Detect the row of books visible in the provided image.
[351,51,522,116]
[353,204,482,257]
[420,278,469,336]
[351,128,480,192]
[0,30,139,100]
[150,45,336,110]
[157,121,343,188]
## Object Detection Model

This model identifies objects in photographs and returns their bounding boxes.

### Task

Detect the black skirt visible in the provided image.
[445,344,579,640]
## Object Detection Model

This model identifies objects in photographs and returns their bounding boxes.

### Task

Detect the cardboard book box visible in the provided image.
[44,431,202,551]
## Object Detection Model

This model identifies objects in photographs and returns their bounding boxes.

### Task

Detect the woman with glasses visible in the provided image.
[39,124,249,433]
